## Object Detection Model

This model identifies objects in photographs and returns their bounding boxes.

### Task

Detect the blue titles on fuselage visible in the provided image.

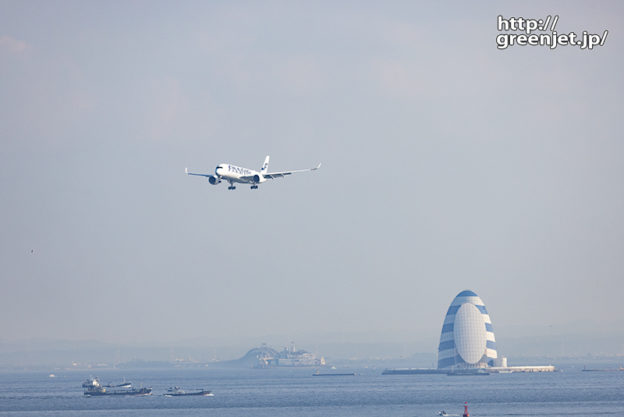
[228,165,252,176]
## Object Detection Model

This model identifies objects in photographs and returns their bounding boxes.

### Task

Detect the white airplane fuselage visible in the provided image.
[214,164,266,184]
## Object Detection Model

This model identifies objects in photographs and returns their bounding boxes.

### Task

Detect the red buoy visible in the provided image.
[463,402,469,417]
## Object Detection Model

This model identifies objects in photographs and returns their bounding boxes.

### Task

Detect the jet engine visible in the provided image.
[208,175,221,185]
[252,174,266,183]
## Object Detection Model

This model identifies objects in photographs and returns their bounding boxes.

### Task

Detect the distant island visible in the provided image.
[224,342,326,368]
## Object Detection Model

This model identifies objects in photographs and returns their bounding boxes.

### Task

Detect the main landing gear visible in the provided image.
[227,184,236,190]
[250,185,258,190]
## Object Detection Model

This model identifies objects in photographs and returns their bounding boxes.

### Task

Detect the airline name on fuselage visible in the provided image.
[227,165,252,176]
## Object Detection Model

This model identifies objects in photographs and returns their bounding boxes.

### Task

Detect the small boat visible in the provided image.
[82,377,151,396]
[437,411,459,416]
[164,387,214,397]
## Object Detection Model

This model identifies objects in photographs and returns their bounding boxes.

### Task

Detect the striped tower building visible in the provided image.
[437,290,497,369]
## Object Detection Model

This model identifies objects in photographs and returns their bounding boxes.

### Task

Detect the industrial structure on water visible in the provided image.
[240,342,326,368]
[384,290,555,375]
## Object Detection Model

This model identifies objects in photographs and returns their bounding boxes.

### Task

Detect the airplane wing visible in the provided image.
[185,167,211,177]
[262,163,321,180]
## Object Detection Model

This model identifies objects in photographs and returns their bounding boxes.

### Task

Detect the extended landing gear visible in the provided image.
[250,185,258,190]
[227,184,236,190]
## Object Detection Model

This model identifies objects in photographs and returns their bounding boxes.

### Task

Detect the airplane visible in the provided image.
[185,156,321,190]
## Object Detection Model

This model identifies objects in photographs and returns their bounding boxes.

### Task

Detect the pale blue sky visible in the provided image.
[1,1,623,357]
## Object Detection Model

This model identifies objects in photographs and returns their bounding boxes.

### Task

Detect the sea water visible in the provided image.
[0,367,623,416]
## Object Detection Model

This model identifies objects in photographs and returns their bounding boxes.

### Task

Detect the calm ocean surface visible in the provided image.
[0,368,622,417]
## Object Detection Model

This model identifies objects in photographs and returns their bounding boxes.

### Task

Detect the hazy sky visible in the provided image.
[1,1,623,357]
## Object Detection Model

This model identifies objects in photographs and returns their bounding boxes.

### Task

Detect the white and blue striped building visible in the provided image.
[437,290,497,369]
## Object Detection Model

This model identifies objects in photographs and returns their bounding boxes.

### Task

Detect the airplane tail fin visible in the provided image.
[261,155,270,173]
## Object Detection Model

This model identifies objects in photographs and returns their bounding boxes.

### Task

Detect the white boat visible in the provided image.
[164,387,214,397]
